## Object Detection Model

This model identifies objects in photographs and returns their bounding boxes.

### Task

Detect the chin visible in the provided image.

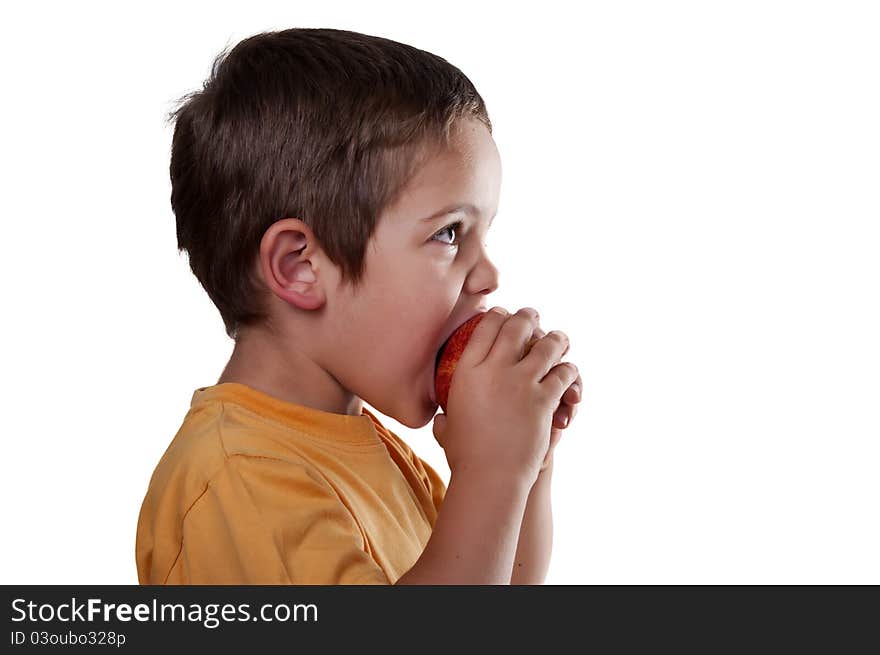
[370,364,441,429]
[368,395,436,430]
[396,402,438,430]
[396,414,429,430]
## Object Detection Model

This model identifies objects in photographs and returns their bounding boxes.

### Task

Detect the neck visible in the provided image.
[216,325,364,416]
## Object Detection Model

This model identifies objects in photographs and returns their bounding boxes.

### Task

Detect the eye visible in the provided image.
[431,220,464,247]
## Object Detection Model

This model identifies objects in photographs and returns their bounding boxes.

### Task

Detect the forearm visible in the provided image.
[396,467,532,585]
[510,455,554,585]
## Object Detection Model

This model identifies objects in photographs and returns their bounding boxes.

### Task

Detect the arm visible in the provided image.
[395,467,533,585]
[509,376,580,585]
[510,453,554,585]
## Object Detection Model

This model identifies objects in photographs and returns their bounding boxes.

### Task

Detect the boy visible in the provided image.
[136,27,582,585]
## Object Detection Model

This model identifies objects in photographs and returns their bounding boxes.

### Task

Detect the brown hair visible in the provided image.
[167,28,492,340]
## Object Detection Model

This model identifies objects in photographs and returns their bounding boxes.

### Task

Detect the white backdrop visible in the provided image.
[1,0,877,584]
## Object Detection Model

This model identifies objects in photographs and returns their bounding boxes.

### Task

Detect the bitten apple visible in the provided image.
[434,311,540,411]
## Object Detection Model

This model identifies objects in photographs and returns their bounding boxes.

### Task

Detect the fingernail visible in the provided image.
[561,415,569,427]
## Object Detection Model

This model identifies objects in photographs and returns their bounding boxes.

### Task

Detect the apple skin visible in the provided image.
[434,312,541,412]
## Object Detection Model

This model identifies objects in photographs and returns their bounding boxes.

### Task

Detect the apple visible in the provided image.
[434,312,541,411]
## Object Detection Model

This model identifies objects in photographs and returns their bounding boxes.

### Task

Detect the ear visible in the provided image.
[258,218,328,311]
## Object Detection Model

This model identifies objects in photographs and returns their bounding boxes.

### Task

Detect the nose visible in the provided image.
[465,244,500,297]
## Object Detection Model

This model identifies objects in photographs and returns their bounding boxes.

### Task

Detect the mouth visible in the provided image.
[434,342,446,377]
[429,341,446,405]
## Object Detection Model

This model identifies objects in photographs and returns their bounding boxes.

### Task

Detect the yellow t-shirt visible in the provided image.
[135,382,446,584]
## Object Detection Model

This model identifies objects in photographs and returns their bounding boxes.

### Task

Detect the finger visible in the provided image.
[548,427,563,450]
[522,326,546,361]
[554,405,579,430]
[486,307,541,365]
[563,374,582,405]
[530,326,547,347]
[522,330,570,382]
[553,401,574,429]
[432,413,448,446]
[539,361,580,404]
[457,307,510,367]
[542,427,564,470]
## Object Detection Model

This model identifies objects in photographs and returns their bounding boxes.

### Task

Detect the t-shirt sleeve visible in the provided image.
[170,455,390,585]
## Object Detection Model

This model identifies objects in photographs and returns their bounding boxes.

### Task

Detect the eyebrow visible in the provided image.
[421,203,496,226]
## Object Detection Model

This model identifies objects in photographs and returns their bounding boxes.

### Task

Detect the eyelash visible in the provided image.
[431,221,465,247]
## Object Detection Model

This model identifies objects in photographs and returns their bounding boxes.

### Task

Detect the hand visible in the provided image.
[432,307,579,483]
[531,326,582,471]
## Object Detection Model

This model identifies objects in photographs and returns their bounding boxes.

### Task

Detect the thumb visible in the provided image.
[432,413,448,446]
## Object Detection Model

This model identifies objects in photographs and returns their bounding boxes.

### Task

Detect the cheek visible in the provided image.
[360,259,458,364]
[389,306,452,373]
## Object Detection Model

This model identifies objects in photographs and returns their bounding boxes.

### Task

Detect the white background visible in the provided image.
[1,1,877,584]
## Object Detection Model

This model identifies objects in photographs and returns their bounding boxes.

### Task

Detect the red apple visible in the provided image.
[434,312,541,412]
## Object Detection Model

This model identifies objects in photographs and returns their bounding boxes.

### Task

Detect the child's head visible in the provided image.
[169,28,501,427]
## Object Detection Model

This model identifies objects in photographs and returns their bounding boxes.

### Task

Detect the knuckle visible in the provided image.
[537,384,556,404]
[549,330,569,343]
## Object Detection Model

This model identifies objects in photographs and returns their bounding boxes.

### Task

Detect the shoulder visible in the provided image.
[142,400,336,520]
